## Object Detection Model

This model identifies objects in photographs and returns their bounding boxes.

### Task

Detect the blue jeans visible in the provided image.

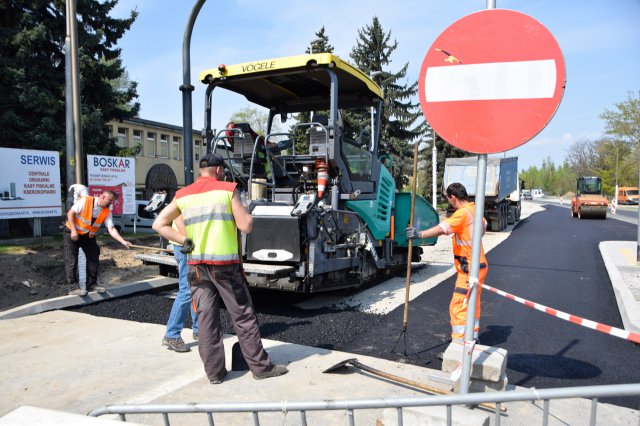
[164,245,198,338]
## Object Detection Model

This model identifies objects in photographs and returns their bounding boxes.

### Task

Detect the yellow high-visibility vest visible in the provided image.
[175,177,239,265]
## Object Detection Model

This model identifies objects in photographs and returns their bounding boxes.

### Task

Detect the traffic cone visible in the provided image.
[315,159,329,199]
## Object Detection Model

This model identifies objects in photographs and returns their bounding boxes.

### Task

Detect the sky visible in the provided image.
[111,0,640,171]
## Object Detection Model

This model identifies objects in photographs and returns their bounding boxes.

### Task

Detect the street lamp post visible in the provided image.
[309,38,323,54]
[432,129,437,205]
[369,71,383,145]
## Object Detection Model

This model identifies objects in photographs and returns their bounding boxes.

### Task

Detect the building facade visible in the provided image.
[106,117,211,200]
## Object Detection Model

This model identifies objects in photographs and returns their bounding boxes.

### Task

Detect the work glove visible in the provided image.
[405,226,420,240]
[180,238,195,254]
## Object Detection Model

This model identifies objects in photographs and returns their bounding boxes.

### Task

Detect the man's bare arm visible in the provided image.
[152,200,186,243]
[231,189,253,234]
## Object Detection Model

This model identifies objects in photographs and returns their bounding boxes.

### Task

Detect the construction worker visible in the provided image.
[152,153,288,384]
[64,189,131,296]
[406,182,488,342]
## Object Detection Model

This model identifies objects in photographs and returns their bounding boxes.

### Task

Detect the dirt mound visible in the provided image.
[0,234,162,311]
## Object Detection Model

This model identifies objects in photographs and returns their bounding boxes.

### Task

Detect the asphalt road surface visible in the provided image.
[344,203,640,408]
[73,202,640,408]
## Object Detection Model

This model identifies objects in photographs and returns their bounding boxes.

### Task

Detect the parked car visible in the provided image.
[531,188,544,199]
[112,200,157,234]
[521,189,532,200]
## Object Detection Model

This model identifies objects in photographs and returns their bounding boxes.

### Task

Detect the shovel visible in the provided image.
[128,243,173,253]
[323,358,505,413]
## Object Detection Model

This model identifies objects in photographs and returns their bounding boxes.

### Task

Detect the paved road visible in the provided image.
[344,203,640,408]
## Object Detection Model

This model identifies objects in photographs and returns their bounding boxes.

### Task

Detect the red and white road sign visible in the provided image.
[419,9,566,153]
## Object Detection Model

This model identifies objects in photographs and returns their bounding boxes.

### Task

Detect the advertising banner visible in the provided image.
[87,155,135,215]
[0,148,62,219]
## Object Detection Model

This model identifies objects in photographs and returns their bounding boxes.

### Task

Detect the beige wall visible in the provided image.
[107,119,208,199]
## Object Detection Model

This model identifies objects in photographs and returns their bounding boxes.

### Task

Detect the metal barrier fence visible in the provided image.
[89,383,640,426]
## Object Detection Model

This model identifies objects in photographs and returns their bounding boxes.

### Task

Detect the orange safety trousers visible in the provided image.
[450,267,487,341]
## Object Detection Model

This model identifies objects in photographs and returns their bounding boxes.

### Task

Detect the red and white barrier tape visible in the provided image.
[482,283,640,344]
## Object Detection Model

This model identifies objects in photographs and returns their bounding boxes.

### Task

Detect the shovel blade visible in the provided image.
[322,358,358,374]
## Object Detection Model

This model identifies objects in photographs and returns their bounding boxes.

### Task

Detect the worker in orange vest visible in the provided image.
[64,190,131,296]
[406,182,488,342]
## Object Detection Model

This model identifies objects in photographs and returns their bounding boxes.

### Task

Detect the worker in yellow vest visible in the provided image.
[153,153,288,384]
[64,190,130,296]
[406,182,488,342]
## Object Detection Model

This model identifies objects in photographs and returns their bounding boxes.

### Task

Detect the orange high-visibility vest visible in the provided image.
[441,202,487,278]
[65,196,110,238]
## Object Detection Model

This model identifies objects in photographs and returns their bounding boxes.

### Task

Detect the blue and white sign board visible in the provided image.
[0,148,62,219]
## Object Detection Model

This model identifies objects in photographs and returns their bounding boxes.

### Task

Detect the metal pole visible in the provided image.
[432,130,437,205]
[67,0,84,184]
[459,154,487,394]
[181,0,207,186]
[460,0,495,395]
[64,38,75,209]
[369,72,383,147]
[637,160,640,263]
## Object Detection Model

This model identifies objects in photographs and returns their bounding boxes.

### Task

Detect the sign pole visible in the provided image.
[459,154,487,394]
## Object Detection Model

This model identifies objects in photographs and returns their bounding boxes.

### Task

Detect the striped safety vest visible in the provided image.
[175,177,239,265]
[65,196,110,238]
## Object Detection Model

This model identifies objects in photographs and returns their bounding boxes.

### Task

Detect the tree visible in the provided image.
[565,138,600,177]
[349,17,426,189]
[0,1,139,158]
[306,26,334,55]
[291,28,335,154]
[600,90,640,187]
[229,106,272,136]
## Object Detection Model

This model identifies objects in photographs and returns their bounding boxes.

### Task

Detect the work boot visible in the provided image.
[88,285,107,294]
[68,288,88,297]
[209,370,227,385]
[162,337,190,353]
[252,364,288,380]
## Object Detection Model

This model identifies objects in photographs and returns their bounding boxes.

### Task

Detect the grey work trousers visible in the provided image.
[63,230,100,289]
[188,262,272,380]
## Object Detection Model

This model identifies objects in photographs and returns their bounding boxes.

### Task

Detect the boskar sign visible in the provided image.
[87,154,136,215]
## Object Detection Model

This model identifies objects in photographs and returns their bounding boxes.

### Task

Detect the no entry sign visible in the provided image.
[419,9,566,153]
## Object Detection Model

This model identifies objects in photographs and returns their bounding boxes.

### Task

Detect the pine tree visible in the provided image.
[348,17,427,189]
[0,0,139,157]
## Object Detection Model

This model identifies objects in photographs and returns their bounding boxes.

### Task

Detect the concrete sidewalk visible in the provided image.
[600,240,640,335]
[0,310,638,425]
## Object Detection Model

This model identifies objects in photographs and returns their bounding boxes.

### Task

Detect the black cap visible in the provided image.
[199,153,225,168]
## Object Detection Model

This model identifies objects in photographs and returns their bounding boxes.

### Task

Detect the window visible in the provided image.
[341,138,372,180]
[194,140,200,161]
[160,134,168,158]
[117,127,128,148]
[172,136,181,160]
[146,132,156,157]
[133,130,142,156]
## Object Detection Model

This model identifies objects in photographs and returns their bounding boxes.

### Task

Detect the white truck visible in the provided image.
[443,156,521,232]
